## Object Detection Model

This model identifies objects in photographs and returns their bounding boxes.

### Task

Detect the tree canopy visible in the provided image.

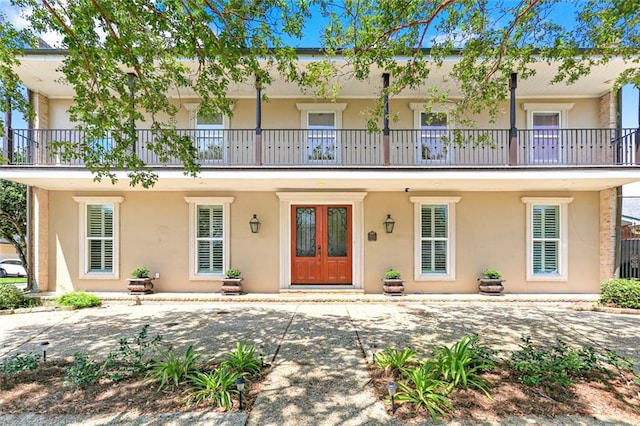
[1,0,638,186]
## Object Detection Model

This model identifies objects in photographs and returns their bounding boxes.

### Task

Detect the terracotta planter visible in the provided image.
[221,277,243,295]
[478,278,505,295]
[382,278,405,296]
[126,277,154,295]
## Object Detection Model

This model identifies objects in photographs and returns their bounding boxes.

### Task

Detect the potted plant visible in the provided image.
[382,269,405,296]
[221,268,243,295]
[127,266,154,295]
[478,268,505,295]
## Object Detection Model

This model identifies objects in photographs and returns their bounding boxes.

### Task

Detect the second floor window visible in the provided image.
[197,112,224,162]
[420,112,448,162]
[532,112,560,163]
[307,112,337,162]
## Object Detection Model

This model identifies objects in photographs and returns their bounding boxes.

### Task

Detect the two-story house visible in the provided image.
[2,49,638,294]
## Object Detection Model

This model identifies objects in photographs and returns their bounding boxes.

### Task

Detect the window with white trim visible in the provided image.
[419,112,448,162]
[410,196,460,281]
[197,112,224,162]
[184,197,234,280]
[73,196,124,279]
[296,103,346,164]
[522,197,573,281]
[522,103,574,164]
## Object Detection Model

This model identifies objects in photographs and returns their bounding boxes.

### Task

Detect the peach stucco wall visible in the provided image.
[45,97,600,130]
[48,190,600,294]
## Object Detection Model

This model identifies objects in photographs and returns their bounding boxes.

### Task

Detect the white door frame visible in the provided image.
[276,192,367,289]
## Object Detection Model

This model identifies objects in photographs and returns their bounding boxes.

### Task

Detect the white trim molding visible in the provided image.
[522,102,575,128]
[521,197,574,282]
[410,196,461,281]
[184,197,234,280]
[276,191,367,290]
[73,196,124,280]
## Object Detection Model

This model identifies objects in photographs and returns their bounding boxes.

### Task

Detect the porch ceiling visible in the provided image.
[2,168,639,192]
[15,53,633,99]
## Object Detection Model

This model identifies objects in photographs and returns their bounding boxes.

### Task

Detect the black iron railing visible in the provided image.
[4,128,638,167]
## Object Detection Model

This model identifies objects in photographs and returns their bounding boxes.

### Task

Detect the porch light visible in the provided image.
[387,381,397,413]
[249,214,261,234]
[383,214,395,234]
[39,341,50,362]
[235,377,246,410]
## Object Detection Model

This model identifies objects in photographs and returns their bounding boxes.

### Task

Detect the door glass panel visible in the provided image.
[296,207,316,257]
[420,112,448,161]
[327,207,347,257]
[532,112,560,162]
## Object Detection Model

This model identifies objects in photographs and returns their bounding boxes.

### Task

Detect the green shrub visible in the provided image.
[131,267,151,278]
[600,279,640,309]
[57,291,102,309]
[64,352,101,387]
[2,352,41,379]
[146,344,201,391]
[186,368,244,411]
[384,269,402,279]
[104,324,163,381]
[509,336,611,387]
[482,268,502,279]
[221,342,262,376]
[224,268,241,279]
[0,285,27,310]
[396,363,453,421]
[373,347,418,377]
[434,335,494,396]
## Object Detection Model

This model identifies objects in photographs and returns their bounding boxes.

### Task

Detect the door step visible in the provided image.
[281,286,364,295]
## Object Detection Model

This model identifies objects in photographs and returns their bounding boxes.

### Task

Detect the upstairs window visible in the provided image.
[307,112,337,162]
[419,112,448,162]
[196,112,224,162]
[532,112,560,163]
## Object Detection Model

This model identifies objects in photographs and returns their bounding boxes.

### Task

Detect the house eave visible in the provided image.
[1,167,638,192]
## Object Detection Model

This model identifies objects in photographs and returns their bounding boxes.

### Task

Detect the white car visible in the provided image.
[0,259,27,277]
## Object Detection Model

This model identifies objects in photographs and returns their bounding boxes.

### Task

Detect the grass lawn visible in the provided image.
[0,277,28,285]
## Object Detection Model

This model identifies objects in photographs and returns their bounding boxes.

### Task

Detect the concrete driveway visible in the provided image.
[0,300,638,425]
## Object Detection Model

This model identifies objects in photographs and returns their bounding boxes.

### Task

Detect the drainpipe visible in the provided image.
[382,73,390,166]
[508,72,517,166]
[255,75,262,165]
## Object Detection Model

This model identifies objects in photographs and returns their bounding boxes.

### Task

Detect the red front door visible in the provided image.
[291,205,352,284]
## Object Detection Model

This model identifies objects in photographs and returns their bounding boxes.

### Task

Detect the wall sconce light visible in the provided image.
[383,214,395,234]
[249,214,261,233]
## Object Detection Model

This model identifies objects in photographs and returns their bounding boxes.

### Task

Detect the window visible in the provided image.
[531,112,560,163]
[410,196,461,280]
[296,103,347,164]
[419,112,448,162]
[197,112,224,162]
[522,197,573,281]
[410,103,452,164]
[73,196,124,279]
[307,112,337,161]
[184,197,234,280]
[183,102,231,163]
[522,103,574,164]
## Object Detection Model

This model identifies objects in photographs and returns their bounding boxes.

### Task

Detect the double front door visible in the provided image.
[291,205,352,284]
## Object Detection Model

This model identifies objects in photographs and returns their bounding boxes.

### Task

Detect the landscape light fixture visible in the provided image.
[387,381,397,413]
[383,214,395,233]
[39,341,50,362]
[249,214,261,233]
[235,377,246,410]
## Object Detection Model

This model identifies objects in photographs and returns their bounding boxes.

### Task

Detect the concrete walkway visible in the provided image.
[0,299,639,425]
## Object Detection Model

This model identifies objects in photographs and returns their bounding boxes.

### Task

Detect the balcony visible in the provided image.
[3,128,638,168]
